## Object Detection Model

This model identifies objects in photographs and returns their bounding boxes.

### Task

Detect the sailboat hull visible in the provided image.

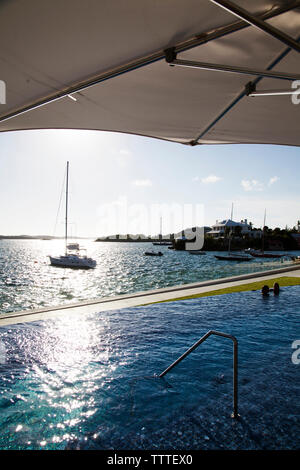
[246,250,283,259]
[214,254,252,261]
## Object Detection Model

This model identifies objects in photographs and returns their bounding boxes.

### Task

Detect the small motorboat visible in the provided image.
[144,251,163,256]
[188,250,206,255]
[152,241,172,246]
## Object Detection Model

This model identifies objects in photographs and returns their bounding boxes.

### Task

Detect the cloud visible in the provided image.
[200,175,222,184]
[132,179,153,187]
[241,179,264,192]
[268,176,279,186]
[241,176,279,191]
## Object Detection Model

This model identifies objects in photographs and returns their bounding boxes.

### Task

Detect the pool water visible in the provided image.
[0,286,299,450]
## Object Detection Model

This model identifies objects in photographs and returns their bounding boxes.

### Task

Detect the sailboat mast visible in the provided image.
[65,161,69,255]
[160,216,162,240]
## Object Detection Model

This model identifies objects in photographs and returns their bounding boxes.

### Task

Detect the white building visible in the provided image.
[207,219,262,239]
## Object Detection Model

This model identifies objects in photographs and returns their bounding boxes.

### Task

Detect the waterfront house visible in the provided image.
[207,219,262,239]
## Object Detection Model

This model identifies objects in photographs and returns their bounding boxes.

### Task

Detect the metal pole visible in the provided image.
[248,88,299,96]
[210,0,300,54]
[159,331,211,377]
[65,161,69,256]
[159,330,239,418]
[191,32,300,144]
[170,58,300,81]
[232,339,238,419]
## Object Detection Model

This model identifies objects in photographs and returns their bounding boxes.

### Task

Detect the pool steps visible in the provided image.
[159,330,239,419]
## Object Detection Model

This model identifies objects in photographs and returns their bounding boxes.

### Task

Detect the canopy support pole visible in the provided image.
[210,0,300,54]
[245,82,299,97]
[189,34,300,145]
[166,54,300,81]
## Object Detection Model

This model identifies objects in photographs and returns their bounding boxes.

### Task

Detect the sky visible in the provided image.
[0,129,299,238]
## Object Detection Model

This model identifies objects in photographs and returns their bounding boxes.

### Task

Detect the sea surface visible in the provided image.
[0,239,299,314]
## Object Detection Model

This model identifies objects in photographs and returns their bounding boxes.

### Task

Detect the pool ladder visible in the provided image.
[158,330,239,419]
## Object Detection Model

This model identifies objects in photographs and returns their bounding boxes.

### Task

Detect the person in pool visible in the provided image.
[261,282,280,296]
[261,285,270,296]
[271,282,280,295]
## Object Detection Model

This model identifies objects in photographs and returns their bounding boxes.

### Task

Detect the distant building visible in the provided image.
[207,219,262,239]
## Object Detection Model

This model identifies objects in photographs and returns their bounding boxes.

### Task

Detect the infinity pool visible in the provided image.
[0,286,299,450]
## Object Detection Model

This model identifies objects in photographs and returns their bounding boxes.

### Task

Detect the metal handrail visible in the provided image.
[159,330,239,419]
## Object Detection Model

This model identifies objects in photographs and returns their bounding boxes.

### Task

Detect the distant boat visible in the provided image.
[245,248,284,259]
[144,251,163,256]
[49,162,96,269]
[245,210,284,259]
[215,253,252,261]
[153,241,172,246]
[188,250,206,255]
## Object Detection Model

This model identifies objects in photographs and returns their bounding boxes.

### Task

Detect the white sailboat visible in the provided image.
[49,162,97,269]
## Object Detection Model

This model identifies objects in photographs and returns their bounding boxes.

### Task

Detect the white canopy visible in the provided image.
[0,0,300,145]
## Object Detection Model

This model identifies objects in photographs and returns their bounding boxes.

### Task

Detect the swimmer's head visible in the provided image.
[273,282,280,295]
[261,285,270,295]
